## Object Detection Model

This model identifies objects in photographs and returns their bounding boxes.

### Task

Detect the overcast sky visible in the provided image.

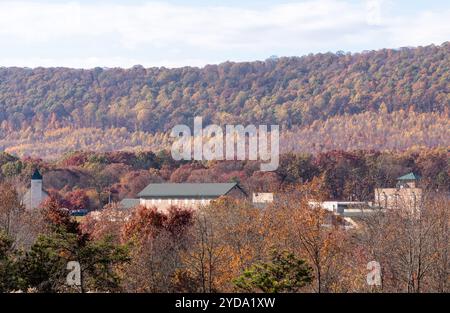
[0,0,449,68]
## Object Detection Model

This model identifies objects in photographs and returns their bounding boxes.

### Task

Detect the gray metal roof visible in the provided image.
[137,183,239,198]
[119,198,140,209]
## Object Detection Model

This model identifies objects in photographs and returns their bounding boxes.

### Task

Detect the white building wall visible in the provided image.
[30,179,43,210]
[252,193,274,203]
[140,198,212,212]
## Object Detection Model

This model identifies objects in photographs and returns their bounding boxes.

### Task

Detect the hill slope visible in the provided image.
[0,43,449,157]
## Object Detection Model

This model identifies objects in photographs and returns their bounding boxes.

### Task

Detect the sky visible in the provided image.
[0,0,449,68]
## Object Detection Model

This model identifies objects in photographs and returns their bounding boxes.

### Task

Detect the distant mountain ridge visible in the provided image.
[1,43,449,131]
[0,43,449,157]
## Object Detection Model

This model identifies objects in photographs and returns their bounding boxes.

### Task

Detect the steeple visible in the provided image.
[31,168,43,180]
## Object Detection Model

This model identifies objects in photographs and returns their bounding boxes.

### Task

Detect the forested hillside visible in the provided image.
[0,43,449,157]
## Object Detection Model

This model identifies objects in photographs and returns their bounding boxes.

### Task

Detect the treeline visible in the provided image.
[0,148,448,211]
[1,110,448,158]
[0,43,449,136]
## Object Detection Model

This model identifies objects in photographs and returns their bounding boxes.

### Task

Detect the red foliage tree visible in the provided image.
[64,189,90,211]
[121,205,193,243]
[40,190,82,236]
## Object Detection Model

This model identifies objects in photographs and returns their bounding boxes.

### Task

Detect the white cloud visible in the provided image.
[0,1,82,41]
[366,0,385,26]
[387,10,450,47]
[0,0,448,68]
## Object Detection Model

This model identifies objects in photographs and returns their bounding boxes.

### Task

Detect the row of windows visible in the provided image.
[377,193,418,201]
[142,199,211,205]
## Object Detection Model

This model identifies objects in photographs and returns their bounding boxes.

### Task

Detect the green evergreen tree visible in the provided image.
[233,250,313,293]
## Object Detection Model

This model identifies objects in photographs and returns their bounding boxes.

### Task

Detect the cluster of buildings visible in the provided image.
[22,168,423,228]
[22,169,273,212]
[308,172,423,227]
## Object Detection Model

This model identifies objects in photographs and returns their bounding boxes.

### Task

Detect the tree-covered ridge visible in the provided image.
[0,43,449,134]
